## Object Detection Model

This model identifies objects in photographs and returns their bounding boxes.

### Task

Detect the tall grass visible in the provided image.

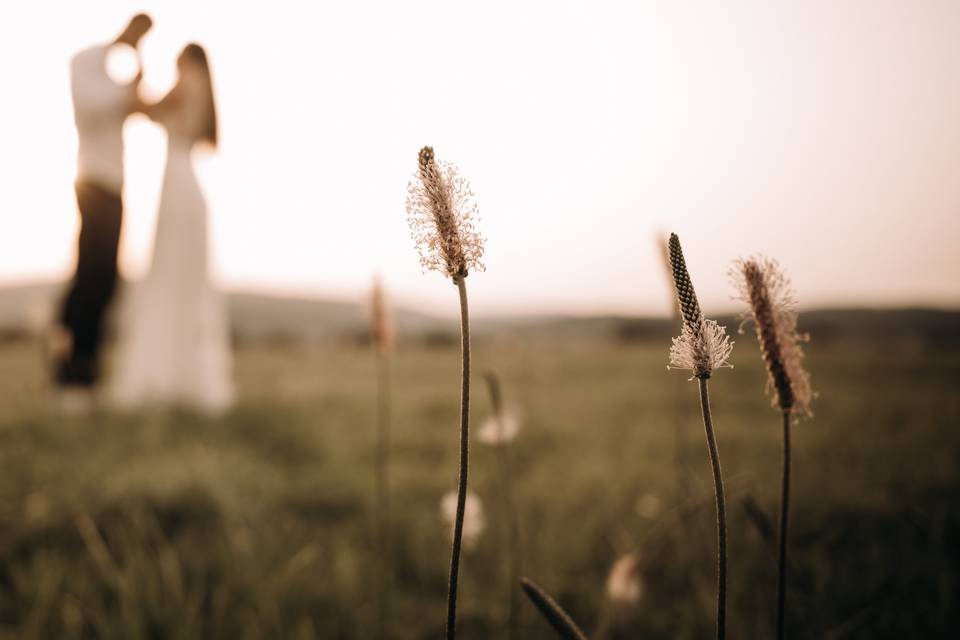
[1,336,956,637]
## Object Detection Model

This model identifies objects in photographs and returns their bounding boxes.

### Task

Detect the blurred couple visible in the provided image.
[54,13,233,413]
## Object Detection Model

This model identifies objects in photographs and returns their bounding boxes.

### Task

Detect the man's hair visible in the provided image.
[129,13,153,30]
[115,13,153,46]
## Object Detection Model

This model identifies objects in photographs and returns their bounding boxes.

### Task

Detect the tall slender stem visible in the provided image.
[697,377,727,640]
[446,278,472,639]
[374,349,391,638]
[776,409,792,640]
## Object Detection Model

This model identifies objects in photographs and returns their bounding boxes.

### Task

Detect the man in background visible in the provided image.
[53,13,152,407]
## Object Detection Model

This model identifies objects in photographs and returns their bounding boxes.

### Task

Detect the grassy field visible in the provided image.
[0,333,957,639]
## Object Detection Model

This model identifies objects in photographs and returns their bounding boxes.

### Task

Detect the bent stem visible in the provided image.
[520,578,589,640]
[776,409,792,640]
[374,349,391,638]
[446,277,472,640]
[697,377,727,640]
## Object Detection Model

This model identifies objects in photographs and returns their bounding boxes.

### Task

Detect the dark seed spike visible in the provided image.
[416,145,467,278]
[742,261,794,410]
[668,233,704,331]
[418,146,435,174]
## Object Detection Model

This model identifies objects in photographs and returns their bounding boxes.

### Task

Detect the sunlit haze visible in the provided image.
[2,0,958,317]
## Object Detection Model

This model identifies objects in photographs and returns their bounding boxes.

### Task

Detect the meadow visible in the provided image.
[0,330,956,638]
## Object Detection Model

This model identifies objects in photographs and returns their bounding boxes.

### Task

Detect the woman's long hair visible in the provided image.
[181,43,218,147]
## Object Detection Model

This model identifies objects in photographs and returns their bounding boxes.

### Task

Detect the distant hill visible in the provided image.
[0,281,957,346]
[468,308,960,346]
[225,291,445,344]
[0,281,445,344]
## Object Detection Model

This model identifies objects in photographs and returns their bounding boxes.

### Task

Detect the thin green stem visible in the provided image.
[776,409,792,640]
[374,350,391,638]
[697,377,727,640]
[446,278,472,640]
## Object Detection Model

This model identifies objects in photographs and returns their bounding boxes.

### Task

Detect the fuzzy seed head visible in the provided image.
[732,256,813,418]
[669,318,734,379]
[667,233,733,378]
[370,276,395,354]
[477,407,522,446]
[441,490,485,550]
[406,146,485,281]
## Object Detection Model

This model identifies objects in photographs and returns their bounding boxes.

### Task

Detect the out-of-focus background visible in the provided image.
[2,0,959,315]
[1,1,959,638]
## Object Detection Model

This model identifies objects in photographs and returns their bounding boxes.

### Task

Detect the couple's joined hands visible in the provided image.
[126,69,170,121]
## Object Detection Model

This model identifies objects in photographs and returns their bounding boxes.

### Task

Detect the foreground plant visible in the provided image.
[732,256,812,640]
[520,578,589,640]
[406,145,485,639]
[481,372,523,639]
[667,233,733,640]
[370,276,394,638]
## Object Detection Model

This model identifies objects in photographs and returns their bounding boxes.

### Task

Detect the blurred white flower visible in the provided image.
[606,552,644,605]
[476,407,522,445]
[441,490,485,550]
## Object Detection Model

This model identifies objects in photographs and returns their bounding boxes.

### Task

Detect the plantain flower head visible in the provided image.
[731,256,813,418]
[477,406,522,445]
[370,275,395,354]
[406,146,485,281]
[441,490,485,550]
[667,233,733,378]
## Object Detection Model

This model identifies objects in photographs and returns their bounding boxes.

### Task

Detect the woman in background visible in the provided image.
[110,44,233,413]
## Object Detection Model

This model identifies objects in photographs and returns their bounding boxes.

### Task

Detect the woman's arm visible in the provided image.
[142,82,183,122]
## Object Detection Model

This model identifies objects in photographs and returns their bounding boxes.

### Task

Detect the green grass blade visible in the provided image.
[519,577,588,640]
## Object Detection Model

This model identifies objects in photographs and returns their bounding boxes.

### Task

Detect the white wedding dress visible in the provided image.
[109,73,233,413]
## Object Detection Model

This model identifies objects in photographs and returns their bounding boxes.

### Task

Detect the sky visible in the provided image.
[1,0,958,317]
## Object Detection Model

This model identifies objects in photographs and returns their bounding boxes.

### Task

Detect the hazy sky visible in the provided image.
[1,1,958,316]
